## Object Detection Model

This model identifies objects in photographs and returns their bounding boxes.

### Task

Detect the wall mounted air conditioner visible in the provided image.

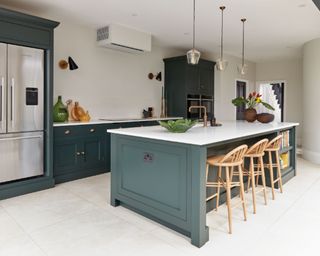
[97,24,152,53]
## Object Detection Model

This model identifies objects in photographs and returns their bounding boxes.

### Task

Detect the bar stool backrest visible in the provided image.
[266,135,283,151]
[220,144,248,166]
[246,138,269,156]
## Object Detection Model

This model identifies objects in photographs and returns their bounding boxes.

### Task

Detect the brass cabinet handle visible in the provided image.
[89,128,95,133]
[65,130,70,135]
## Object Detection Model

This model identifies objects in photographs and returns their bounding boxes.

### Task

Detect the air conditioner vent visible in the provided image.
[97,26,109,41]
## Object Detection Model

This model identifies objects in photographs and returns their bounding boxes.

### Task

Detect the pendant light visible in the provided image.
[216,6,228,71]
[187,0,200,65]
[237,18,248,75]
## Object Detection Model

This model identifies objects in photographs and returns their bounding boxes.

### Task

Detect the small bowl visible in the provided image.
[158,119,198,133]
[257,113,275,123]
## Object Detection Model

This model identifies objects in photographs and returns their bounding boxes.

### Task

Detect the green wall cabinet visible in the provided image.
[164,56,215,118]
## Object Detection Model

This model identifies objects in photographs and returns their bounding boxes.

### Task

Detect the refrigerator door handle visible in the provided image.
[11,78,15,124]
[0,135,42,142]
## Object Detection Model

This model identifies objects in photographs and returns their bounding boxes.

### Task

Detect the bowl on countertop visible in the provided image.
[257,113,275,123]
[158,119,198,133]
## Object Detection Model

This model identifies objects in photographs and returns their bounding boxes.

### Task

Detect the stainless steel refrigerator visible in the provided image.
[0,43,44,183]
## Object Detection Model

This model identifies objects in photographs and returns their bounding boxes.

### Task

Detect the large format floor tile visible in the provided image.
[0,157,319,256]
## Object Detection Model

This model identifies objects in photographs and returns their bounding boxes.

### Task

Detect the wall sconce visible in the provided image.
[148,72,162,82]
[59,56,79,70]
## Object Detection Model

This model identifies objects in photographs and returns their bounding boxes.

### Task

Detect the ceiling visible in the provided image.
[1,0,320,62]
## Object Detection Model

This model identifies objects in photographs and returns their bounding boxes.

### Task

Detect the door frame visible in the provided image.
[256,80,286,122]
[235,79,249,120]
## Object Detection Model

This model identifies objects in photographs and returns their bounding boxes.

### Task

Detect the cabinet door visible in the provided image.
[186,65,199,94]
[198,64,214,95]
[82,136,105,169]
[54,139,81,175]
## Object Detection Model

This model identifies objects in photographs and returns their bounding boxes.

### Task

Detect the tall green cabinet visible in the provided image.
[0,7,59,200]
[163,56,215,118]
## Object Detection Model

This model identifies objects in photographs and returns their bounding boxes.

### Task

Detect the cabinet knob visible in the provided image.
[90,128,95,133]
[65,130,70,135]
[81,151,85,155]
[76,152,81,156]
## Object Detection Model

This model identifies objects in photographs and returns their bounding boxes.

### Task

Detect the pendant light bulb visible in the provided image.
[216,6,228,71]
[187,0,200,65]
[238,18,247,75]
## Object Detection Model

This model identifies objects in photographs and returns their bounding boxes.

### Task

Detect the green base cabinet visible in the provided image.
[53,121,160,184]
[53,125,106,183]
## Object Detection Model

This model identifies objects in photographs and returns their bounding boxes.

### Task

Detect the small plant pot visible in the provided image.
[257,113,274,123]
[244,108,257,122]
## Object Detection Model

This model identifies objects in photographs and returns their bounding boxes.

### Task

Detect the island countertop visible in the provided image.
[108,120,299,146]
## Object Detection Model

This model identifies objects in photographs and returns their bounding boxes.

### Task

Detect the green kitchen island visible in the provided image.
[108,121,298,247]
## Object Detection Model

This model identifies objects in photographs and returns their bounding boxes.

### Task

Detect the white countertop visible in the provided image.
[107,120,299,146]
[53,117,181,127]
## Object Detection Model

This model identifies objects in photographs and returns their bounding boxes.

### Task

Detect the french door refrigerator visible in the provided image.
[0,43,44,183]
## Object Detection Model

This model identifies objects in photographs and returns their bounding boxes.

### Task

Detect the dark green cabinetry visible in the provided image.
[54,125,106,183]
[164,56,215,118]
[0,8,59,200]
[53,120,159,183]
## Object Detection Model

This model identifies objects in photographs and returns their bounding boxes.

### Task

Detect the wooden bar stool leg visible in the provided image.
[268,151,276,200]
[216,166,222,211]
[255,159,260,187]
[250,157,257,214]
[225,167,232,234]
[238,165,247,221]
[276,151,284,193]
[260,156,268,205]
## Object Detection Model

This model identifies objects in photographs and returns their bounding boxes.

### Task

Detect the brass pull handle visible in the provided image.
[65,130,70,135]
[90,128,95,133]
[76,152,81,156]
[81,151,85,155]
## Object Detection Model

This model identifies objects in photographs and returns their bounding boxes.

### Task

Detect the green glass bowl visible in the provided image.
[158,119,198,133]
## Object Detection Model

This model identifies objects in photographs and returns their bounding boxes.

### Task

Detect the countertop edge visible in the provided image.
[53,117,182,127]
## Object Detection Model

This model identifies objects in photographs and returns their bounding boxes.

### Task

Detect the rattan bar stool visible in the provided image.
[264,135,284,200]
[206,144,248,234]
[243,139,269,214]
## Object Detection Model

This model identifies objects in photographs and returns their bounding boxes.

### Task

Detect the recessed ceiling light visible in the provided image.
[298,4,307,8]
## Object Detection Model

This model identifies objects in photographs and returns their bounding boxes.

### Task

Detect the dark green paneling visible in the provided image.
[0,7,59,200]
[53,139,79,175]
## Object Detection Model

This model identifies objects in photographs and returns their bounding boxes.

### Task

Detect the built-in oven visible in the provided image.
[187,94,214,120]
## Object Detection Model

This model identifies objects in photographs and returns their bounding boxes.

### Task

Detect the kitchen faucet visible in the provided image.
[188,106,208,127]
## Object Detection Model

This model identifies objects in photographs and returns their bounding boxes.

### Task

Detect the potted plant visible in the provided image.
[232,92,275,122]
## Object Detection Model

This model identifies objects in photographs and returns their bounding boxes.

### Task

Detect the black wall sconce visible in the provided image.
[59,56,79,70]
[148,72,162,82]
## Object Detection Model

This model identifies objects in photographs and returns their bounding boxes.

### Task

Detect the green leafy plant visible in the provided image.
[232,91,275,110]
[158,119,198,133]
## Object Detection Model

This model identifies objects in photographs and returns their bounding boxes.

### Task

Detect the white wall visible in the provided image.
[53,21,183,119]
[202,52,256,121]
[302,38,320,164]
[256,59,303,145]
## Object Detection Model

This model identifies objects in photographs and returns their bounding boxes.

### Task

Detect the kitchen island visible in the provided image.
[108,121,298,247]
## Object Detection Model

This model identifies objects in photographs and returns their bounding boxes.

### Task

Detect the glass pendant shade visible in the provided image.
[187,48,201,65]
[216,59,228,71]
[237,63,248,75]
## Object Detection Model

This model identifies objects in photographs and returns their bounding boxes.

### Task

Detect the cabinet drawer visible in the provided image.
[54,125,105,139]
[54,126,83,138]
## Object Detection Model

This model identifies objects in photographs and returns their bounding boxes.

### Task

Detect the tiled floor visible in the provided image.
[1,157,320,256]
